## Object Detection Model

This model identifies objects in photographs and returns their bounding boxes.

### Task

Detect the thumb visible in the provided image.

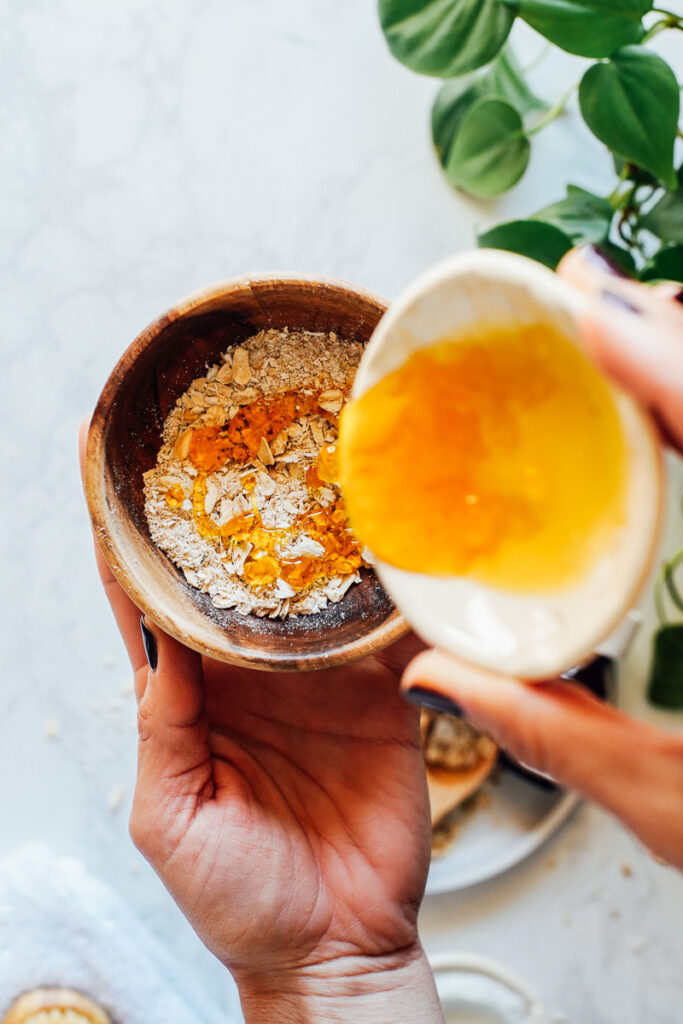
[130,618,212,860]
[403,649,683,867]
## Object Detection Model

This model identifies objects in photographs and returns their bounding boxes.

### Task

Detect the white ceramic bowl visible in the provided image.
[350,251,663,679]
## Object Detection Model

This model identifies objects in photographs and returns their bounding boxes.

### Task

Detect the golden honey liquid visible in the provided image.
[338,324,629,591]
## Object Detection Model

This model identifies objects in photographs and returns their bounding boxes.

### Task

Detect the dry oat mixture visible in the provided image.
[143,328,370,618]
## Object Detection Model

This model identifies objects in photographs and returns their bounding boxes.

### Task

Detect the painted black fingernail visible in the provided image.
[582,245,632,279]
[140,616,157,671]
[674,289,683,306]
[403,685,463,717]
[600,289,642,316]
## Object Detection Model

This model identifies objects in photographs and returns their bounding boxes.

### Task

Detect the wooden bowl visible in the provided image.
[85,274,408,671]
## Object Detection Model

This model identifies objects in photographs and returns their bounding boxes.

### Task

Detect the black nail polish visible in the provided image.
[674,289,683,306]
[403,685,463,717]
[561,655,614,701]
[140,616,158,671]
[600,289,642,316]
[582,245,632,279]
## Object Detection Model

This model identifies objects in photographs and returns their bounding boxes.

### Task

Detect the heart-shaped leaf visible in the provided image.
[379,0,514,78]
[487,47,547,116]
[648,624,683,709]
[532,185,614,244]
[640,244,683,284]
[431,47,545,166]
[445,97,530,196]
[432,79,492,163]
[505,0,651,58]
[579,47,679,190]
[640,168,683,244]
[478,220,572,268]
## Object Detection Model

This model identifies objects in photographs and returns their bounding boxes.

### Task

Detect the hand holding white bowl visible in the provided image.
[403,245,683,870]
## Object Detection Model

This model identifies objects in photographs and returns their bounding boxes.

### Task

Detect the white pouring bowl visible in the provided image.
[347,251,664,679]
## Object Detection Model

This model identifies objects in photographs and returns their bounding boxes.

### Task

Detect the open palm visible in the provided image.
[130,631,431,978]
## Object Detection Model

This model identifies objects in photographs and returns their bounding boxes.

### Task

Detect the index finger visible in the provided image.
[402,648,683,867]
[79,416,147,675]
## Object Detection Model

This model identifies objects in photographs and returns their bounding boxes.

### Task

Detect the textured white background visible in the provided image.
[1,1,682,1020]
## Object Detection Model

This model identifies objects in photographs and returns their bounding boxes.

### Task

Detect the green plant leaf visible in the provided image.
[487,47,548,115]
[432,79,492,162]
[478,219,572,268]
[579,47,679,190]
[505,0,651,58]
[647,624,683,709]
[640,168,683,244]
[532,185,614,244]
[431,47,546,166]
[599,240,637,275]
[378,0,514,78]
[640,244,683,283]
[445,97,530,196]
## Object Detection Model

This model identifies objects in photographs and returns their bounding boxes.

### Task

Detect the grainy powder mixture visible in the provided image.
[143,328,369,617]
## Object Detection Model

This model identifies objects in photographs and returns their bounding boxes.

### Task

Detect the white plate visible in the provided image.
[426,770,579,895]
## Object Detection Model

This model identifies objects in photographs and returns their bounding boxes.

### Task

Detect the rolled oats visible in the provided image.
[144,328,367,618]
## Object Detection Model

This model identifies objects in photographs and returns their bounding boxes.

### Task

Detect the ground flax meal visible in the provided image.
[143,328,370,618]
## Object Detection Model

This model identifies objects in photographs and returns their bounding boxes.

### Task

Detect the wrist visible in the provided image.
[234,942,444,1024]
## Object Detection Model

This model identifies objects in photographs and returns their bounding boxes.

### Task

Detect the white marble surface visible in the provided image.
[1,1,682,1020]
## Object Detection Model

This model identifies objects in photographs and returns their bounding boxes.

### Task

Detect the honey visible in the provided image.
[163,392,364,595]
[338,323,629,592]
[305,444,339,489]
[184,472,365,592]
[164,484,185,508]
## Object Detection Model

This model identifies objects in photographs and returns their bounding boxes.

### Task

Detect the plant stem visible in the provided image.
[656,568,669,625]
[606,164,632,209]
[642,15,683,42]
[665,549,683,614]
[522,42,551,75]
[655,548,683,624]
[652,7,683,21]
[525,82,577,136]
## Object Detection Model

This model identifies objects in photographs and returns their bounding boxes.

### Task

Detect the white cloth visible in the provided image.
[0,844,238,1024]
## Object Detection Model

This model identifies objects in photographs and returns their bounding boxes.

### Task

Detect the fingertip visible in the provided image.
[402,649,529,735]
[142,618,205,728]
[140,615,158,672]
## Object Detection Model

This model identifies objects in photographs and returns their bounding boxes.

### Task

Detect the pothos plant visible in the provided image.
[378,0,683,706]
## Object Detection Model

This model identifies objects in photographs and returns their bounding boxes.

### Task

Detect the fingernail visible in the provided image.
[674,289,683,306]
[403,685,463,716]
[582,245,632,279]
[600,289,642,316]
[140,616,158,671]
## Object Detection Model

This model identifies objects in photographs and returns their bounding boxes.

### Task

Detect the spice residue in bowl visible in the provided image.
[143,328,370,617]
